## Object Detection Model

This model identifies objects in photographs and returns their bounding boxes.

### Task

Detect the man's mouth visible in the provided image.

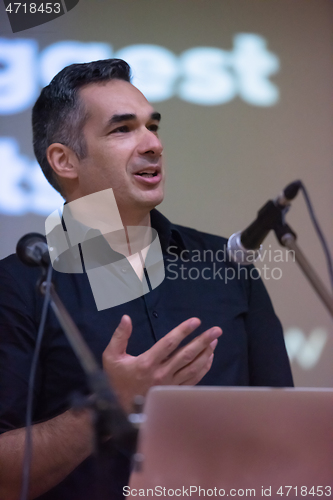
[136,172,158,178]
[133,167,162,185]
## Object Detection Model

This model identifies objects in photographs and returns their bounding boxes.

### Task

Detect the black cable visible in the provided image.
[20,264,53,500]
[298,181,333,293]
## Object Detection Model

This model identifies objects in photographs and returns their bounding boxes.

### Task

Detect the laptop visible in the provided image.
[128,387,333,499]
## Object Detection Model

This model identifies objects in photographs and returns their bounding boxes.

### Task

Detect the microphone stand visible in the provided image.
[273,222,333,319]
[37,266,138,458]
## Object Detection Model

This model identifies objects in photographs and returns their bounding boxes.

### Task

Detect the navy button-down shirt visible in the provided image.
[0,209,293,499]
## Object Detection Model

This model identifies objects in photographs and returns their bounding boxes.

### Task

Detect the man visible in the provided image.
[0,59,293,500]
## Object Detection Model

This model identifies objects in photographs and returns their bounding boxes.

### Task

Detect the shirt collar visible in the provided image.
[150,209,186,254]
[61,204,186,255]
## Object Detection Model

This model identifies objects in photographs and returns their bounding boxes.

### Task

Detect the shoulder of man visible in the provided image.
[0,253,45,331]
[0,252,41,288]
[171,221,228,251]
[151,208,228,252]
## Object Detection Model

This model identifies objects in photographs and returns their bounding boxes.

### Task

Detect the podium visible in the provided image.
[128,387,333,499]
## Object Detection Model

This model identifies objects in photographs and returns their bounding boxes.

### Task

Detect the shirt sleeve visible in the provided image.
[244,269,294,387]
[0,258,43,433]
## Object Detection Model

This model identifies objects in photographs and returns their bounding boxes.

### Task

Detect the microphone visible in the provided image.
[16,233,51,267]
[227,180,301,265]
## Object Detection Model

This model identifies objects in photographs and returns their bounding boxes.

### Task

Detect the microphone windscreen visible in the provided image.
[16,232,49,267]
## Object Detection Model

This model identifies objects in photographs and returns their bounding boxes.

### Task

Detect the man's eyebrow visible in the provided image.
[151,112,161,122]
[107,113,136,126]
[106,112,161,128]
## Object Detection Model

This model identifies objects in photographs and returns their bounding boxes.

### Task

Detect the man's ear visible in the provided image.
[46,143,79,181]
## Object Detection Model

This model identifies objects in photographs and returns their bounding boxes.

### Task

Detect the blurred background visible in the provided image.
[0,0,332,386]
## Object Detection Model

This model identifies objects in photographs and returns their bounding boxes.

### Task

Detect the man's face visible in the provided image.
[75,79,164,220]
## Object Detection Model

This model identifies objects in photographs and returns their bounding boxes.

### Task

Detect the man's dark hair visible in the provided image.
[32,58,131,195]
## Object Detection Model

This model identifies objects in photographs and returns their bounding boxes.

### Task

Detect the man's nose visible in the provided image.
[138,129,163,158]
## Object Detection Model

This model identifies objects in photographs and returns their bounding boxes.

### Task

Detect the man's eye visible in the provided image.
[148,124,159,133]
[110,125,130,133]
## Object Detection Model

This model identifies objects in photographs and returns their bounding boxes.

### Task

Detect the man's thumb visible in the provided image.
[107,315,133,356]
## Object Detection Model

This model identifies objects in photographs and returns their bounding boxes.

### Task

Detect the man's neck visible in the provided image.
[65,189,153,229]
[101,207,152,258]
[107,209,153,281]
[119,209,151,229]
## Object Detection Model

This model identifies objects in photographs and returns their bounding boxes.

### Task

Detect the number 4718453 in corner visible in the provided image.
[273,486,332,496]
[5,3,61,14]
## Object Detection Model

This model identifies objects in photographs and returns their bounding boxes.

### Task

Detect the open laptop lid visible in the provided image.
[128,387,333,499]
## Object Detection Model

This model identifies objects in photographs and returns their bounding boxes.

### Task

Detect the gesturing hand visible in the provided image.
[102,315,222,413]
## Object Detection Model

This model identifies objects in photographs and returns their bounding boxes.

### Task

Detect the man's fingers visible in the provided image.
[106,315,133,357]
[167,326,222,374]
[174,338,218,385]
[179,352,215,386]
[146,317,202,365]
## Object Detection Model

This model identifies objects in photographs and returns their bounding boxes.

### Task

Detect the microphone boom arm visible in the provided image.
[274,223,333,319]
